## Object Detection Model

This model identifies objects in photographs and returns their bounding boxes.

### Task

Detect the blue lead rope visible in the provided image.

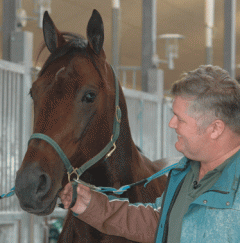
[0,163,178,200]
[0,187,15,199]
[144,163,178,187]
[74,162,178,195]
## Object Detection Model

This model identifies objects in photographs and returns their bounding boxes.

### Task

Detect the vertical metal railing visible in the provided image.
[118,66,141,89]
[0,65,24,212]
[0,59,33,243]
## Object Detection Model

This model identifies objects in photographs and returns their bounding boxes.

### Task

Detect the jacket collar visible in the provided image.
[173,150,240,192]
[171,156,190,174]
[210,149,240,192]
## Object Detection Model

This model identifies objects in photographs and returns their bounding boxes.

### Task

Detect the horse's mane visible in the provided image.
[37,32,88,77]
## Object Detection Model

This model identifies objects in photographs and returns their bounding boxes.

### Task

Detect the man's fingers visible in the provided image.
[59,183,72,197]
[59,183,74,209]
[77,183,91,194]
[59,182,92,211]
[63,183,73,194]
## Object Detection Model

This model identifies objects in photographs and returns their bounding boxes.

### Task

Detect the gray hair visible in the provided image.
[171,65,240,134]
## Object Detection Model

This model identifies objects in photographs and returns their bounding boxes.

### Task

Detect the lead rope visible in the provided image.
[0,163,178,202]
[73,162,178,195]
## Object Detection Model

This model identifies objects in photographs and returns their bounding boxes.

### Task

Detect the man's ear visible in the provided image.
[209,120,225,139]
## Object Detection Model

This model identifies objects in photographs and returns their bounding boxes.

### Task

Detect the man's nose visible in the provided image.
[169,115,177,129]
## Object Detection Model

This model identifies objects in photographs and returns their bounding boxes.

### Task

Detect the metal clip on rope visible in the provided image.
[67,168,80,183]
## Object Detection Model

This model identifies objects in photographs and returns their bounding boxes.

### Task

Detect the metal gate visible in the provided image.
[119,66,182,162]
[0,59,38,243]
[123,88,182,162]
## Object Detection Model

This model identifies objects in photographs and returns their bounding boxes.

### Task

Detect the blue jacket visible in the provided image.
[156,150,240,242]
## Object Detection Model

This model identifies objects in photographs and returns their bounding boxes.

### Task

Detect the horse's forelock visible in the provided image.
[36,31,109,94]
[37,32,88,77]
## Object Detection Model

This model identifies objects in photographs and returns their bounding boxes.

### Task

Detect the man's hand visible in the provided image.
[59,183,92,215]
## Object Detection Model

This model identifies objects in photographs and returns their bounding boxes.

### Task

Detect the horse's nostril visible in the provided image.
[37,174,47,194]
[36,173,51,198]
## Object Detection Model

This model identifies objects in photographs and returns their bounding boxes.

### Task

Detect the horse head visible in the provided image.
[15,10,126,215]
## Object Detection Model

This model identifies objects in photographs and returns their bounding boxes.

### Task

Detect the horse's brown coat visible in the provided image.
[15,10,167,242]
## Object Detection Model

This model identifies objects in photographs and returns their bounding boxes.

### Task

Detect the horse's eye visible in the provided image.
[82,92,96,103]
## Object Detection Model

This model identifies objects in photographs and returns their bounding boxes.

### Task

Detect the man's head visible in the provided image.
[171,65,240,134]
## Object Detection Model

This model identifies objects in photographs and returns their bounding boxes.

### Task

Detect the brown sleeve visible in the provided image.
[77,190,160,243]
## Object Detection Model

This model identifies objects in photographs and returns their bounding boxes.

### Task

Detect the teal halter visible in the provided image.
[28,67,121,208]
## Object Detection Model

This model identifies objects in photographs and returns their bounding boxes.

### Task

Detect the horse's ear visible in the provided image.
[87,9,104,55]
[43,11,67,53]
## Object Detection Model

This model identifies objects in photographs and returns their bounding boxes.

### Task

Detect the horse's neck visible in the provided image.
[90,134,139,188]
[82,88,141,187]
[103,88,141,185]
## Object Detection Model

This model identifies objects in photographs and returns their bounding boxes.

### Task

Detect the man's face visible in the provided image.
[169,96,211,160]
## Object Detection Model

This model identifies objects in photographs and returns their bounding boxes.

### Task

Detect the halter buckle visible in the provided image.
[67,168,80,183]
[106,135,117,158]
[116,105,121,123]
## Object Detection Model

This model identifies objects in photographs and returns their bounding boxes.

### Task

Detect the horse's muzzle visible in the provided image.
[15,162,53,213]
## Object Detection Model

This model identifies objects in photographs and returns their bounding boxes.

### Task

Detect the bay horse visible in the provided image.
[15,10,167,242]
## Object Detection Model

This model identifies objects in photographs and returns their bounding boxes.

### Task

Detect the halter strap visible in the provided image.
[29,133,74,173]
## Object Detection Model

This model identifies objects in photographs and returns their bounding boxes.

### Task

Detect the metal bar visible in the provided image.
[19,67,32,243]
[122,70,127,87]
[15,74,21,212]
[132,71,137,89]
[10,73,16,211]
[205,0,215,64]
[0,60,25,74]
[156,100,163,159]
[112,0,121,77]
[123,88,160,102]
[0,69,3,211]
[138,100,144,150]
[9,72,13,211]
[2,0,18,61]
[3,70,8,210]
[119,66,141,71]
[7,72,11,207]
[142,0,157,92]
[223,0,236,78]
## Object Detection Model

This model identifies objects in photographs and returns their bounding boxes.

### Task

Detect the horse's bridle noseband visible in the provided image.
[28,66,121,208]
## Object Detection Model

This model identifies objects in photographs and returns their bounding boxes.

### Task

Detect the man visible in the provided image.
[60,65,240,242]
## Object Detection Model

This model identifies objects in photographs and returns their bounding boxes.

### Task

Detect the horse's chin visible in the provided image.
[20,194,58,216]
